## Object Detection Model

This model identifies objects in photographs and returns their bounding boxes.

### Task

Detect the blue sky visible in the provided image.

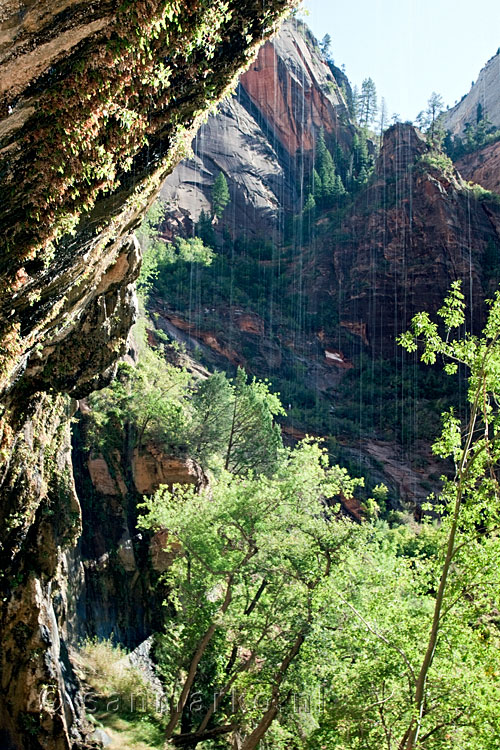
[301,0,500,122]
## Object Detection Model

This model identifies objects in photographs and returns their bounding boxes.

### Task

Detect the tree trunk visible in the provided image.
[165,577,234,739]
[224,394,238,471]
[399,389,481,750]
[171,723,239,746]
[239,630,306,750]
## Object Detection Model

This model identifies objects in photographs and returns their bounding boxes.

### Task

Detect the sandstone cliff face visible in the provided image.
[335,124,498,357]
[240,19,351,155]
[160,18,353,238]
[160,93,290,240]
[442,50,500,136]
[455,139,500,194]
[0,1,295,747]
[71,435,208,648]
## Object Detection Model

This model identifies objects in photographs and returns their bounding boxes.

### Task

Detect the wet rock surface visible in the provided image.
[335,124,497,356]
[0,1,295,747]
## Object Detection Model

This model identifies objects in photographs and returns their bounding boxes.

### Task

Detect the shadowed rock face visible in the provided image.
[70,436,208,649]
[455,139,500,194]
[160,93,290,240]
[160,18,353,239]
[0,1,295,747]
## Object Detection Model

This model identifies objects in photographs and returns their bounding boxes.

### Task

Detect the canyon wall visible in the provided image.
[156,26,500,505]
[443,49,500,136]
[159,18,354,239]
[455,139,500,194]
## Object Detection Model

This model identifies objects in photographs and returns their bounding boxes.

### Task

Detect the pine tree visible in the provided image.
[334,173,346,196]
[352,131,371,188]
[303,192,316,213]
[311,167,322,203]
[351,84,360,122]
[358,77,378,128]
[378,96,388,146]
[314,129,338,206]
[426,91,444,145]
[212,171,230,219]
[195,209,216,247]
[320,33,332,60]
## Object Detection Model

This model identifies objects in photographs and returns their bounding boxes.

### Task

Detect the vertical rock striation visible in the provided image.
[442,49,500,136]
[160,18,353,238]
[335,123,497,357]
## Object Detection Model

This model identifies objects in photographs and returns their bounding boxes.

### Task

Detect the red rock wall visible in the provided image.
[240,27,349,155]
[334,124,500,357]
[455,140,500,195]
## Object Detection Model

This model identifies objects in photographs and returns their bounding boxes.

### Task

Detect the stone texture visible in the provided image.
[0,0,296,747]
[87,457,120,498]
[334,124,499,357]
[74,420,210,639]
[160,94,288,240]
[0,398,93,750]
[160,18,353,239]
[70,433,208,647]
[443,50,500,136]
[132,446,209,496]
[150,530,183,573]
[455,139,500,194]
[241,19,351,154]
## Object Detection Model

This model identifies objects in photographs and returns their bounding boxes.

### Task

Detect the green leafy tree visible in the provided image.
[138,440,361,748]
[397,281,500,749]
[187,371,234,465]
[136,199,165,244]
[137,235,214,302]
[174,236,215,264]
[305,285,500,750]
[184,368,285,475]
[87,321,192,453]
[136,200,167,301]
[307,521,500,750]
[212,171,231,220]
